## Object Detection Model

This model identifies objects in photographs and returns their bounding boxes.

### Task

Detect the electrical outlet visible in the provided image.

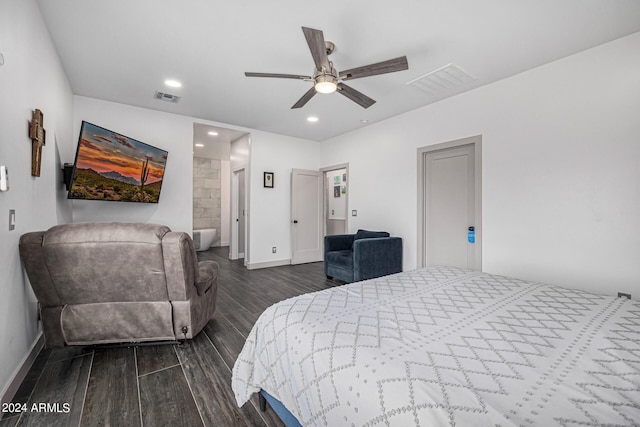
[272,246,277,253]
[618,292,631,299]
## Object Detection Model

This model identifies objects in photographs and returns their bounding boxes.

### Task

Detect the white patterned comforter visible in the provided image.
[232,266,640,426]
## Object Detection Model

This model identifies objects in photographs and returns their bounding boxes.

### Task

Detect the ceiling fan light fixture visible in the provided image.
[244,27,408,109]
[314,75,337,94]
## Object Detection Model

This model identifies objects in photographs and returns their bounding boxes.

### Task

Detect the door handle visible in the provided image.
[293,220,298,224]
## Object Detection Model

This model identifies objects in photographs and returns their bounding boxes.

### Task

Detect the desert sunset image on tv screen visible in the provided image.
[68,121,168,203]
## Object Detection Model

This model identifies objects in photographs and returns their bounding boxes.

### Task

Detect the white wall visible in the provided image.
[0,0,74,401]
[230,134,250,172]
[248,132,321,267]
[230,134,250,258]
[73,98,322,266]
[220,160,231,246]
[320,32,640,297]
[72,96,196,233]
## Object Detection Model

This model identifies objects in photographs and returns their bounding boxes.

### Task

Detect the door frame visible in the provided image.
[320,163,350,237]
[230,167,247,263]
[417,135,482,269]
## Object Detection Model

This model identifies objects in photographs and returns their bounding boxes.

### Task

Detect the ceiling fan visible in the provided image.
[245,27,409,109]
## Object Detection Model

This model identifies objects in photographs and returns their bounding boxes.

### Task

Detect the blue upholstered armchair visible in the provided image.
[324,230,403,283]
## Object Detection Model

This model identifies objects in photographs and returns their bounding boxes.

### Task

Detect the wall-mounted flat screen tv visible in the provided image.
[68,121,168,203]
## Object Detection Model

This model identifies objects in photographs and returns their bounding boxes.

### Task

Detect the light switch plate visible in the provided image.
[0,166,8,191]
[352,210,357,216]
[9,209,15,230]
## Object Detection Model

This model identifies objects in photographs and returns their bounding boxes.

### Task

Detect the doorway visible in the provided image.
[321,164,349,236]
[192,123,248,253]
[417,136,482,270]
[231,168,246,260]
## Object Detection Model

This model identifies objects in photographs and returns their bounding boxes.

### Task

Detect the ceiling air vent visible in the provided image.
[153,91,181,103]
[406,63,476,96]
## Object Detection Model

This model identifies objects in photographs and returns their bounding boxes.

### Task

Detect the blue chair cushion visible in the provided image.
[354,229,390,240]
[325,250,353,268]
[353,230,390,249]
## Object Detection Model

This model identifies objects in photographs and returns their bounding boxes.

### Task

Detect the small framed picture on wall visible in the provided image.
[264,172,274,188]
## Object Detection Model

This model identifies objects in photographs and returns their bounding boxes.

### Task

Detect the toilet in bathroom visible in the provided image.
[193,228,217,251]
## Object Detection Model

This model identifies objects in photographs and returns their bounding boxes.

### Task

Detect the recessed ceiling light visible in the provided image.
[164,79,182,88]
[307,116,319,122]
[208,131,219,136]
[195,143,204,147]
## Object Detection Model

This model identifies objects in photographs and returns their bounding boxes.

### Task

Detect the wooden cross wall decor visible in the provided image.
[29,109,45,177]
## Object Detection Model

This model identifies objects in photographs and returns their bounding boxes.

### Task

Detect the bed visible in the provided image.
[232,266,640,426]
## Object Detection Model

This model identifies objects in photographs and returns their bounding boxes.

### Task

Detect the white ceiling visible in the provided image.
[37,0,640,142]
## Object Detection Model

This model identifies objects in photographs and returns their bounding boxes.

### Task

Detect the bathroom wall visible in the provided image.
[193,157,221,245]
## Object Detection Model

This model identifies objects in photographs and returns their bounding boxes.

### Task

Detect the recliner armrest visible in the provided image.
[195,260,218,296]
[324,234,355,253]
[19,231,63,306]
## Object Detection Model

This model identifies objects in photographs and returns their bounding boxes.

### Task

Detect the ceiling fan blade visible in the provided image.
[302,27,330,71]
[340,56,408,80]
[291,87,317,109]
[337,83,376,109]
[245,72,311,80]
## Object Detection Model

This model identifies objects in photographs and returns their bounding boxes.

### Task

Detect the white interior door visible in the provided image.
[291,169,322,264]
[237,169,245,257]
[420,137,482,270]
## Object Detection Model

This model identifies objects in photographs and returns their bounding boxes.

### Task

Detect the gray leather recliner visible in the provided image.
[19,222,218,348]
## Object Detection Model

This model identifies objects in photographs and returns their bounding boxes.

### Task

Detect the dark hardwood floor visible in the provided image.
[1,247,340,427]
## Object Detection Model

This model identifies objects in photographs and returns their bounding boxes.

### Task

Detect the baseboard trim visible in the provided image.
[1,332,44,405]
[246,259,291,270]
